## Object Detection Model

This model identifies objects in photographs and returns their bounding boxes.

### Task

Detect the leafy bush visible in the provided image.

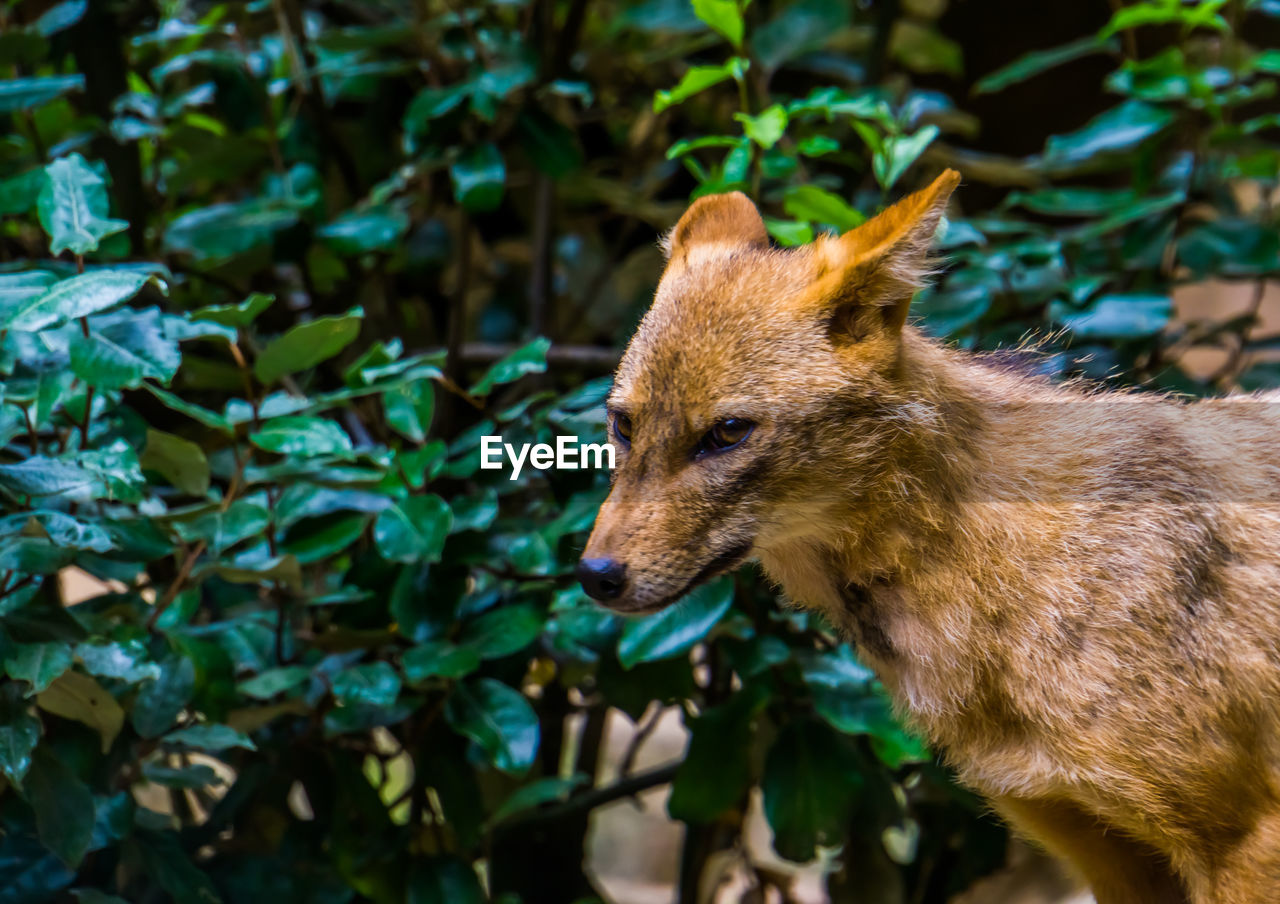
[0,1,1277,903]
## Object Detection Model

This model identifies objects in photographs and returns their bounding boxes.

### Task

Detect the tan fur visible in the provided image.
[582,170,1280,903]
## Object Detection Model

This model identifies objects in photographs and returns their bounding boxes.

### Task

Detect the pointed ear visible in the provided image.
[816,169,960,338]
[663,191,768,262]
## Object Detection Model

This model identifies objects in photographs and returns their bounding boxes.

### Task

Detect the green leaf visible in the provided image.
[164,723,256,751]
[445,677,539,775]
[1051,293,1172,339]
[34,1,87,36]
[874,126,939,191]
[254,309,364,384]
[0,458,95,498]
[974,36,1114,94]
[163,200,299,261]
[668,684,767,822]
[0,683,40,784]
[374,494,452,562]
[140,429,210,496]
[318,207,409,255]
[889,20,963,76]
[403,641,482,682]
[0,74,83,113]
[23,747,95,868]
[331,661,402,707]
[449,487,498,533]
[237,665,311,700]
[70,310,181,390]
[764,216,814,246]
[1041,99,1175,170]
[384,381,435,443]
[4,269,155,332]
[1101,0,1229,38]
[762,720,862,862]
[191,293,273,328]
[692,0,745,46]
[450,143,506,213]
[736,104,788,149]
[470,337,551,396]
[403,83,471,137]
[131,657,196,739]
[460,603,543,660]
[408,857,485,904]
[654,57,748,112]
[144,384,233,433]
[251,416,353,456]
[37,154,129,256]
[782,184,864,232]
[618,576,734,668]
[5,643,73,694]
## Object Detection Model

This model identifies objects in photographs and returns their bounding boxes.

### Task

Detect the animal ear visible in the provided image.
[663,191,768,261]
[816,169,960,338]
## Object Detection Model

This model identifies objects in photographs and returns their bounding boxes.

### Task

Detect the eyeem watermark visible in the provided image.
[481,436,614,480]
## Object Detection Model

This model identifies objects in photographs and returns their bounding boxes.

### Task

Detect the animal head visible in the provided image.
[577,170,961,613]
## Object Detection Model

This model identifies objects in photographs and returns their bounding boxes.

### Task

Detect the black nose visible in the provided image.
[576,557,627,601]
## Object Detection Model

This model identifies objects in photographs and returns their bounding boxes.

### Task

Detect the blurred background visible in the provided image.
[0,0,1278,902]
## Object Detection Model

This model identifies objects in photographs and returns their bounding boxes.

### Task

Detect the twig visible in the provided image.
[146,540,207,630]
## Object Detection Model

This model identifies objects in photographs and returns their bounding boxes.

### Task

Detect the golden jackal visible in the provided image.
[578,170,1280,904]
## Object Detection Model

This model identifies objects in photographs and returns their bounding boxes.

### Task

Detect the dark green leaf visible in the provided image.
[761,720,862,862]
[374,494,452,562]
[1041,100,1174,170]
[24,746,95,868]
[668,684,767,822]
[403,641,481,682]
[782,184,864,231]
[470,337,551,396]
[163,723,256,751]
[251,417,353,456]
[5,643,73,694]
[131,657,196,739]
[331,661,401,707]
[318,207,409,255]
[618,576,734,668]
[70,310,181,390]
[0,683,40,785]
[445,678,539,775]
[140,430,210,496]
[254,310,364,384]
[450,143,506,213]
[0,75,83,113]
[1051,293,1172,338]
[191,293,273,328]
[974,36,1114,95]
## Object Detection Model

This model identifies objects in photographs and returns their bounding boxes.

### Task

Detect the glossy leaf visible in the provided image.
[618,576,734,668]
[445,678,539,775]
[4,269,154,332]
[254,309,364,384]
[374,494,452,562]
[37,154,129,256]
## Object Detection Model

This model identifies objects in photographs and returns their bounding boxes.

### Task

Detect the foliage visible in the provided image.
[0,1,1277,903]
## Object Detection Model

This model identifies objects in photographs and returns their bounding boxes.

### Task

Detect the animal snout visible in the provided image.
[576,557,628,601]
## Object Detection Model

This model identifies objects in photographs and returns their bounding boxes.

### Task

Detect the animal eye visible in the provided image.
[699,418,754,455]
[612,412,633,446]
